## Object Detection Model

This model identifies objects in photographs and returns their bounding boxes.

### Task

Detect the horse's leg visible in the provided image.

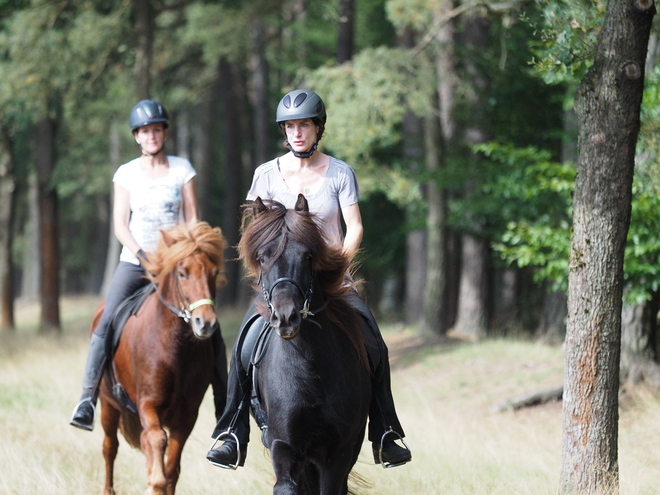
[139,405,168,495]
[318,454,355,495]
[163,419,196,495]
[271,439,304,495]
[100,400,120,495]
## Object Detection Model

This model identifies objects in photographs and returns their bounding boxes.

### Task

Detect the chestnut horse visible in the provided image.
[239,196,371,495]
[97,221,225,495]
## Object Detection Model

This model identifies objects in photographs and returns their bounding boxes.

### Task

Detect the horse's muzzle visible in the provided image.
[192,316,218,340]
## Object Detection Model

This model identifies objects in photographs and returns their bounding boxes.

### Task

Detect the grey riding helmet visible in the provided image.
[276,89,327,124]
[276,89,326,157]
[129,100,169,132]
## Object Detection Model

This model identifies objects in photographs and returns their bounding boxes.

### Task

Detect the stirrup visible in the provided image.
[207,430,241,470]
[376,429,411,469]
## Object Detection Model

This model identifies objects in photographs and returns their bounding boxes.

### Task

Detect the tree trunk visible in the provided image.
[536,289,568,343]
[451,13,491,340]
[193,76,219,221]
[421,107,447,335]
[560,1,655,493]
[0,125,16,331]
[620,301,659,385]
[134,0,153,99]
[250,17,270,168]
[337,0,354,63]
[451,234,488,340]
[219,57,243,306]
[21,175,40,301]
[421,4,455,335]
[35,116,60,333]
[101,124,121,297]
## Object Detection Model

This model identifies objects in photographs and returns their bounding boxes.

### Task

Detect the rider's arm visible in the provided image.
[341,202,363,261]
[182,178,199,223]
[113,182,142,257]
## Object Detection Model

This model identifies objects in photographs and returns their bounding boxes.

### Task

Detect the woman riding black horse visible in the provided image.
[207,89,411,469]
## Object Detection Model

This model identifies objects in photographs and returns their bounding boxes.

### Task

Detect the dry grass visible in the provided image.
[2,297,660,494]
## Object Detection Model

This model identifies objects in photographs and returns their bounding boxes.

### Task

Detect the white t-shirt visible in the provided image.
[246,156,360,248]
[113,156,196,265]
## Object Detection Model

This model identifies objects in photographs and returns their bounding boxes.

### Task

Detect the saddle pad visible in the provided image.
[106,283,156,358]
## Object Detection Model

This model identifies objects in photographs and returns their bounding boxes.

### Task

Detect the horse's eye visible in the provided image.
[258,256,265,264]
[178,270,187,280]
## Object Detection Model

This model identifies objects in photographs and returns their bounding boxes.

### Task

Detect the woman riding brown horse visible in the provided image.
[97,221,225,495]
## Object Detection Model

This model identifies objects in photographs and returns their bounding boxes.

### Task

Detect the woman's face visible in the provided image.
[134,123,167,154]
[284,118,319,153]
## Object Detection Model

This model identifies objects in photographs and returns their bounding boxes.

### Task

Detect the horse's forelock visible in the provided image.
[147,222,225,286]
[239,201,348,290]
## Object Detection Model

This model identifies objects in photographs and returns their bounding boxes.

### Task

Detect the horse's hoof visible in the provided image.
[373,441,412,467]
[206,441,246,469]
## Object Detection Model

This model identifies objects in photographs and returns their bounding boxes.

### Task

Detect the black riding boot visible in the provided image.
[207,308,264,469]
[347,292,412,467]
[70,333,106,431]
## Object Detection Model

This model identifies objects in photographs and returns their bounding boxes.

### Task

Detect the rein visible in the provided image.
[152,275,215,324]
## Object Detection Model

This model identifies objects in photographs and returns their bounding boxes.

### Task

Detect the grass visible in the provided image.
[2,296,660,494]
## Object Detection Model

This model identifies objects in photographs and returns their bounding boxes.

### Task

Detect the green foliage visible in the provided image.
[465,142,574,289]
[526,0,605,84]
[302,46,433,206]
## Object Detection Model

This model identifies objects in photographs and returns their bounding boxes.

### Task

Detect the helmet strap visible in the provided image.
[284,140,318,159]
[140,144,165,157]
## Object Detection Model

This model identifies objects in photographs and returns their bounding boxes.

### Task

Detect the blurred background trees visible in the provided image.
[0,0,659,375]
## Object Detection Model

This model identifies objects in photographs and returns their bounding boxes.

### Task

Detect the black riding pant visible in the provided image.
[94,262,149,340]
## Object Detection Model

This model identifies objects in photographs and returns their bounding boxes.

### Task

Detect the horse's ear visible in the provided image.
[294,194,309,213]
[161,229,176,247]
[252,197,268,217]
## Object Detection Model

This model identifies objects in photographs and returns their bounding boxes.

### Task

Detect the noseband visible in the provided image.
[154,274,215,324]
[259,265,327,319]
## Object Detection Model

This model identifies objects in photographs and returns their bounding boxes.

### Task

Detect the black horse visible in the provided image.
[238,195,372,495]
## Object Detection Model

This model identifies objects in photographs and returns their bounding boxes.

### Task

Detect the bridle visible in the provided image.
[258,263,327,319]
[153,273,215,324]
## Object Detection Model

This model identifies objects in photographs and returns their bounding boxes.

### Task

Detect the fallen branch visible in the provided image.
[490,386,563,413]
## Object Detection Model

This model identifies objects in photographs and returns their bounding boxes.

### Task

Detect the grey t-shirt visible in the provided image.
[246,156,360,248]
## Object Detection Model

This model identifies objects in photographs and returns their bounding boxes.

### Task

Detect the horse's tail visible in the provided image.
[119,412,143,449]
[348,470,373,495]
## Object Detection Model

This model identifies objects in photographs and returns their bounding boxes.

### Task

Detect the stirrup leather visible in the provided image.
[207,430,242,470]
[376,429,411,468]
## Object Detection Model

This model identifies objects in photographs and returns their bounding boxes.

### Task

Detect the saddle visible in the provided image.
[104,283,156,415]
[237,314,272,432]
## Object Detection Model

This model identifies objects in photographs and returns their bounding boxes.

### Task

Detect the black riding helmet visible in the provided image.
[129,99,169,133]
[276,89,326,158]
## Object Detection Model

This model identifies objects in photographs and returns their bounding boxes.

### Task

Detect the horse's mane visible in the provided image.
[239,200,368,367]
[142,221,226,288]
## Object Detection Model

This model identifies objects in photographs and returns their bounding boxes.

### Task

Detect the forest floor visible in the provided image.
[2,295,660,494]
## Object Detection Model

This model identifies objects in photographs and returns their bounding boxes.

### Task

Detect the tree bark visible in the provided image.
[101,124,121,297]
[450,12,491,340]
[134,0,153,99]
[0,125,16,331]
[561,1,655,492]
[451,234,488,340]
[219,57,243,306]
[35,116,61,333]
[421,4,455,335]
[193,74,219,221]
[337,0,354,63]
[620,301,658,385]
[250,17,270,168]
[21,176,40,301]
[421,106,447,334]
